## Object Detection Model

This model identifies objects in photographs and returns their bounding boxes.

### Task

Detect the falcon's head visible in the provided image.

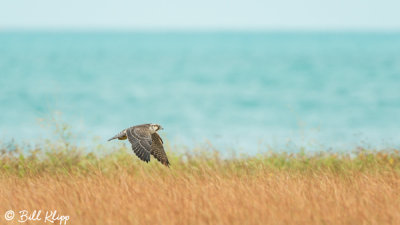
[149,123,163,133]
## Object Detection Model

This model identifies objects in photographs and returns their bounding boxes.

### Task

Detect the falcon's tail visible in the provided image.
[107,136,117,141]
[108,130,127,141]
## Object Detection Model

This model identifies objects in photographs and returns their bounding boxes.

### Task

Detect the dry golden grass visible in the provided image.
[2,169,400,225]
[1,141,400,225]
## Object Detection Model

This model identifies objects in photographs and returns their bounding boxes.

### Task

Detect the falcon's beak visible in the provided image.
[159,126,164,130]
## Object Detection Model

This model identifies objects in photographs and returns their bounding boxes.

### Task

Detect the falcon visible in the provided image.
[108,123,170,166]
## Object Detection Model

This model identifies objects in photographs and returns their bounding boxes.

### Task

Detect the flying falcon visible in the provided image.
[108,123,170,167]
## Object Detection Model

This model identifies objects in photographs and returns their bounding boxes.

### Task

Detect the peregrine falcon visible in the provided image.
[108,123,170,167]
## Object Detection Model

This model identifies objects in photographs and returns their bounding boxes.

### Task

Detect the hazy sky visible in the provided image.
[1,0,400,30]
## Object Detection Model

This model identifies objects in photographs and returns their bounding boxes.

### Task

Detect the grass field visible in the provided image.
[1,140,400,225]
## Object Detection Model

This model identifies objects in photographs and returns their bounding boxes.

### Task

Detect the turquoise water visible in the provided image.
[1,32,400,152]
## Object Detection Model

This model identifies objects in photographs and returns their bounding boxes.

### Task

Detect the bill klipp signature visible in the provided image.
[4,210,70,225]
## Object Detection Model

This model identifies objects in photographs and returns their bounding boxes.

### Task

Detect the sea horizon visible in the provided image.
[1,31,400,152]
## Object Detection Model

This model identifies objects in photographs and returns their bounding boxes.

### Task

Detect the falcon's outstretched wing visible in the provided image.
[151,133,170,166]
[126,126,152,163]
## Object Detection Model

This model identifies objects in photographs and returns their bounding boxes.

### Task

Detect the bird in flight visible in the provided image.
[108,123,170,167]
